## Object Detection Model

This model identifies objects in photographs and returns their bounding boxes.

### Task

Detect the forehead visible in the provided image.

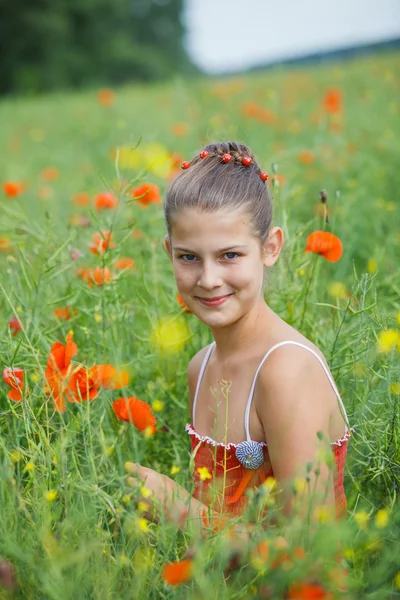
[170,206,254,246]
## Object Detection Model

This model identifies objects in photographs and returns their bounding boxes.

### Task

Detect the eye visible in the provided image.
[224,252,239,260]
[179,254,197,262]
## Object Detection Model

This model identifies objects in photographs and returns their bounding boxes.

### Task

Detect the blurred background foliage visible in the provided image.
[0,0,200,95]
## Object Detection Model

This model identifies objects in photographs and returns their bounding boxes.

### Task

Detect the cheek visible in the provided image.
[173,265,197,289]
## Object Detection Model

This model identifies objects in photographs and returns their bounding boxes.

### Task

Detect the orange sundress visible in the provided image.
[186,340,354,520]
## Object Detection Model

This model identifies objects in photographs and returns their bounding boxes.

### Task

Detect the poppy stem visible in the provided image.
[299,252,319,331]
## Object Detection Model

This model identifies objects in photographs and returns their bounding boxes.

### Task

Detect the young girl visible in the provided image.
[126,140,353,537]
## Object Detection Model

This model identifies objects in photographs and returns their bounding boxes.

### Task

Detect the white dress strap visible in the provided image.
[192,341,216,427]
[244,340,350,442]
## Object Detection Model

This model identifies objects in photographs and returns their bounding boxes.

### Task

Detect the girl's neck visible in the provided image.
[210,301,277,364]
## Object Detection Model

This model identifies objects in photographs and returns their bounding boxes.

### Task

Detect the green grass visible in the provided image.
[0,51,400,598]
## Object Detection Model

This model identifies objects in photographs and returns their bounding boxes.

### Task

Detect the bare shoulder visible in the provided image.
[187,344,213,412]
[258,334,334,412]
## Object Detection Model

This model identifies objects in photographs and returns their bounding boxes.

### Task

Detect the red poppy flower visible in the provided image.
[131,183,161,207]
[305,231,343,263]
[37,186,53,200]
[44,332,78,412]
[162,559,193,586]
[94,192,118,212]
[97,89,115,106]
[323,89,342,114]
[169,152,183,170]
[3,367,24,401]
[89,230,115,256]
[0,237,12,252]
[268,174,286,187]
[54,306,78,320]
[112,397,157,434]
[68,366,99,403]
[241,101,277,124]
[113,257,136,271]
[90,365,129,389]
[72,192,91,207]
[3,181,24,197]
[298,150,315,164]
[172,123,189,136]
[41,167,60,181]
[88,266,114,286]
[9,315,22,336]
[76,266,114,287]
[69,247,83,261]
[177,294,191,313]
[287,582,333,599]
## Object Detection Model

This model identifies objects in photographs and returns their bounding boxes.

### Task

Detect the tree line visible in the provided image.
[0,0,201,95]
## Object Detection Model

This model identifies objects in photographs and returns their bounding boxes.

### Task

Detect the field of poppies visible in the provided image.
[1,51,400,599]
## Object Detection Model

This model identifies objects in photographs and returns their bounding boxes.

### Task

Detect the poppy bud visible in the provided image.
[319,189,328,204]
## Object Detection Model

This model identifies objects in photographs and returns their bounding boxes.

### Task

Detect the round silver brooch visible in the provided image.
[235,440,264,469]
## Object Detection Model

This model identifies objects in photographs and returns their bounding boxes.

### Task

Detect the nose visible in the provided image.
[196,260,223,291]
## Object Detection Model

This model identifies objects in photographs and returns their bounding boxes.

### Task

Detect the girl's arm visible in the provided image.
[255,345,338,532]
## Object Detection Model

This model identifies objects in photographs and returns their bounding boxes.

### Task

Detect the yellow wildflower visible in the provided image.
[10,449,23,463]
[122,495,131,504]
[375,508,389,529]
[140,485,152,499]
[138,501,150,513]
[367,259,377,273]
[132,547,156,573]
[25,462,35,472]
[151,317,191,354]
[364,538,382,552]
[314,505,333,523]
[377,329,400,353]
[328,281,349,300]
[152,399,164,412]
[138,517,149,533]
[354,511,369,530]
[394,572,400,589]
[294,478,308,494]
[390,383,400,395]
[30,373,40,383]
[343,548,355,560]
[44,490,57,502]
[262,476,277,492]
[143,426,155,438]
[170,465,181,476]
[197,466,212,481]
[117,142,172,178]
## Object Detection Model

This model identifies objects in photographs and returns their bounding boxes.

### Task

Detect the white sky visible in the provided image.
[183,0,400,74]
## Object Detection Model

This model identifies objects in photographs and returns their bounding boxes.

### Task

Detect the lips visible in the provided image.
[197,294,231,301]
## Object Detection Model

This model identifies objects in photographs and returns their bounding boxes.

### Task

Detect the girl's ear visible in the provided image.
[262,227,284,267]
[163,235,173,260]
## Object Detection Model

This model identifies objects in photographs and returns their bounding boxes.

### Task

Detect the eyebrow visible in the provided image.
[173,245,248,253]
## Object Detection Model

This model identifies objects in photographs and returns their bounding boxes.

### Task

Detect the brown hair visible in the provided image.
[164,141,273,244]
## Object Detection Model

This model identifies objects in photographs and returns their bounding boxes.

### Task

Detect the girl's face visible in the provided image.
[165,206,281,329]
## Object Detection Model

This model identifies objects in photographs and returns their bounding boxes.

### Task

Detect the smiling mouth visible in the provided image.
[195,294,233,301]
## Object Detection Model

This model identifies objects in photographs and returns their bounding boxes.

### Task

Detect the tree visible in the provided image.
[0,0,200,94]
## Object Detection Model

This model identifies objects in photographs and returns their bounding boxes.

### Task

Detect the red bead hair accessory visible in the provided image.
[242,156,252,166]
[181,161,191,169]
[259,172,269,182]
[222,153,233,163]
[200,150,209,159]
